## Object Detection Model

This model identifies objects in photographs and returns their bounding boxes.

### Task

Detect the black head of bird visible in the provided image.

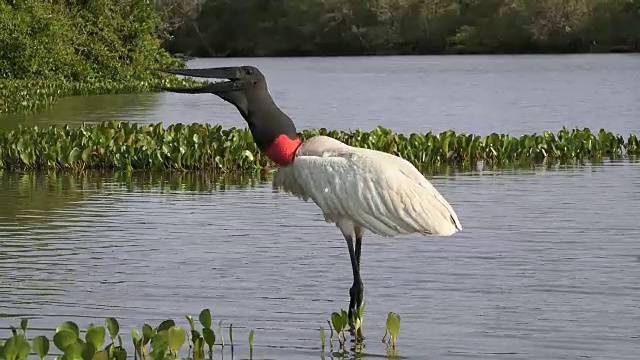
[157,65,270,118]
[158,65,300,165]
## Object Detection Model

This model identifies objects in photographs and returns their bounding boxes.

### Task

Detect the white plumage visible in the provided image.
[273,135,462,239]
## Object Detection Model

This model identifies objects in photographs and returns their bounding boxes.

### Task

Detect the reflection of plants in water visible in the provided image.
[0,169,264,221]
[0,170,88,222]
[0,309,256,360]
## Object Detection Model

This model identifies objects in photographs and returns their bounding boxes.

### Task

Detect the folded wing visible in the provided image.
[273,137,461,237]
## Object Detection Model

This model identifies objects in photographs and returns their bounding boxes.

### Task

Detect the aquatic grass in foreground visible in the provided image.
[0,308,401,360]
[0,309,252,360]
[0,121,638,173]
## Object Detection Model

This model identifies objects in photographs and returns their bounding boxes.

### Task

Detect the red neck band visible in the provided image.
[265,135,303,166]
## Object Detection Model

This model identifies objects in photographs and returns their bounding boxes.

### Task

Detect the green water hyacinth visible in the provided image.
[0,310,256,360]
[0,121,638,173]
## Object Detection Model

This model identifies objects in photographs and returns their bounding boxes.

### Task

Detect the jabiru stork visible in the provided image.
[159,66,462,340]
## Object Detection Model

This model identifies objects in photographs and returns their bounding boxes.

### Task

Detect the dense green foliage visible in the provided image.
[163,0,640,56]
[0,121,638,173]
[0,0,192,114]
[0,309,253,360]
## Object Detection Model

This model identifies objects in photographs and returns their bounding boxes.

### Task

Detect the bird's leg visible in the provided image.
[354,233,364,312]
[346,234,364,341]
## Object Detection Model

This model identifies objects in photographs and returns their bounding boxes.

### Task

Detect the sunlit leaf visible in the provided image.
[167,326,186,352]
[53,329,78,352]
[105,318,119,340]
[57,321,80,338]
[85,326,106,350]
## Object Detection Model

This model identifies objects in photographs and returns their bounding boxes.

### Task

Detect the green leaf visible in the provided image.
[81,147,91,162]
[330,312,343,333]
[130,329,141,348]
[17,338,30,360]
[167,326,186,352]
[198,309,212,329]
[156,319,175,333]
[81,343,97,360]
[63,342,83,359]
[386,312,401,339]
[92,350,109,360]
[112,347,127,360]
[32,336,50,359]
[142,324,153,345]
[340,309,348,328]
[19,319,28,334]
[105,318,119,340]
[217,320,225,346]
[54,329,78,352]
[202,328,215,348]
[68,147,81,163]
[248,329,254,349]
[57,321,80,338]
[241,150,254,161]
[2,336,17,360]
[357,300,366,319]
[185,315,195,332]
[319,327,325,348]
[85,326,106,351]
[150,330,168,352]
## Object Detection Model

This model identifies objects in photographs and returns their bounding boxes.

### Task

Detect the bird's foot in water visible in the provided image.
[347,284,365,342]
[348,319,364,342]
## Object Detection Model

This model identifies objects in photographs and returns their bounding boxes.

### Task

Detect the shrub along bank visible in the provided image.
[0,0,191,115]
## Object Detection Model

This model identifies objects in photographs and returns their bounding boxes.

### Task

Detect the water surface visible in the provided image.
[2,54,639,136]
[1,55,640,359]
[1,163,639,359]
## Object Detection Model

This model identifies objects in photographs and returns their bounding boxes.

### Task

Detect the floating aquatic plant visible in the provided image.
[330,309,349,348]
[0,309,255,360]
[248,330,254,359]
[381,312,401,349]
[319,326,325,350]
[0,122,637,173]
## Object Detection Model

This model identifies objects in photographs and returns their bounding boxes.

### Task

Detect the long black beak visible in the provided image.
[156,67,244,94]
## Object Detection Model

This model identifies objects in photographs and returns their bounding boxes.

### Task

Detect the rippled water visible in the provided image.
[1,55,640,359]
[2,54,640,136]
[1,163,639,359]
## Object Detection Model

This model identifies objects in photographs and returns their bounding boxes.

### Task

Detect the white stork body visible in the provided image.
[273,135,462,239]
[160,64,463,341]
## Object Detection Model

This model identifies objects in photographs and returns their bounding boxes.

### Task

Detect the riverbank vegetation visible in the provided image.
[160,0,640,57]
[0,121,637,173]
[0,0,193,115]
